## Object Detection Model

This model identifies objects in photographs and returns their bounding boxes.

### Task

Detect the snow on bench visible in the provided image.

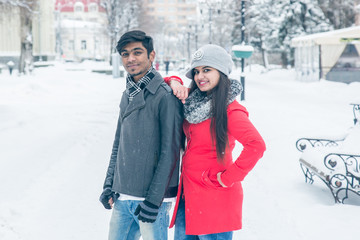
[295,103,360,204]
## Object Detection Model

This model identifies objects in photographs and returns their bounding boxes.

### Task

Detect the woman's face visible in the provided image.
[193,66,220,93]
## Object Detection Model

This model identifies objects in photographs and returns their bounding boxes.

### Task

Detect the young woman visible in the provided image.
[165,44,266,240]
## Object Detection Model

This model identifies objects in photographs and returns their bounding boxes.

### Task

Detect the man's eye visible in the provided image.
[134,51,142,56]
[121,53,129,57]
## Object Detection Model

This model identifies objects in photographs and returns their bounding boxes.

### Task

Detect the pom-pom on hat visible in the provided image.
[185,44,233,79]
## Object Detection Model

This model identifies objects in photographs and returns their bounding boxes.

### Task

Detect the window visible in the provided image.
[81,40,87,50]
[88,3,98,12]
[69,40,74,50]
[74,2,84,12]
[168,15,176,20]
[333,44,360,69]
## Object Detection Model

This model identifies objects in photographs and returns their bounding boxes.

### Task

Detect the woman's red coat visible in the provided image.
[169,100,266,235]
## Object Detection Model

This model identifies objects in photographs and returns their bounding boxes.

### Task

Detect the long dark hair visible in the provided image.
[190,71,231,162]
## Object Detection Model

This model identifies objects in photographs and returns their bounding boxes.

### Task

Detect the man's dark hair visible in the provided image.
[116,30,154,58]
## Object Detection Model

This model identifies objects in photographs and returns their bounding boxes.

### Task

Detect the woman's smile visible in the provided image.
[194,66,220,92]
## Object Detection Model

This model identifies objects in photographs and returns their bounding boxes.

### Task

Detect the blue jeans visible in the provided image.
[109,199,172,240]
[174,199,233,240]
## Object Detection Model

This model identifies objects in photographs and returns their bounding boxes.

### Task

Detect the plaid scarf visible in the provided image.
[126,67,156,101]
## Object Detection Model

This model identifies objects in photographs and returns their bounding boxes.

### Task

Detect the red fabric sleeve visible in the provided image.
[220,106,266,187]
[164,75,184,85]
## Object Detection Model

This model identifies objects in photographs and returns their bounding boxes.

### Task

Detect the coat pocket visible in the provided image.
[201,169,226,190]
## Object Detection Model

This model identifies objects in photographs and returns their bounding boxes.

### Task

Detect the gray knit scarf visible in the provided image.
[184,79,242,124]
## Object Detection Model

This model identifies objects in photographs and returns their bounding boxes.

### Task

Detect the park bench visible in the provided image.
[295,103,360,204]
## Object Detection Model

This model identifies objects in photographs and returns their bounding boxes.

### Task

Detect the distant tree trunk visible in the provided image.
[281,52,288,68]
[19,6,34,74]
[100,0,119,65]
[101,0,141,65]
[259,35,269,69]
[262,50,269,69]
[109,35,116,66]
[0,1,37,75]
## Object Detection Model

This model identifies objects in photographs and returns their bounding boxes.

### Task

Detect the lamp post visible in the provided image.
[240,0,245,100]
[231,0,253,101]
[188,22,200,50]
[188,17,202,51]
[187,31,191,60]
[184,18,203,61]
[199,0,221,44]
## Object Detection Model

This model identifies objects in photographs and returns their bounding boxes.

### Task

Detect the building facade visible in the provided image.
[0,0,56,68]
[143,0,197,30]
[141,0,198,67]
[55,0,110,62]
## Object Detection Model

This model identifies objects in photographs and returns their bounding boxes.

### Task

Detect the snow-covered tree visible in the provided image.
[276,0,332,66]
[244,0,331,67]
[211,0,235,49]
[231,0,248,46]
[317,0,356,29]
[0,0,38,74]
[100,0,141,63]
[228,0,355,67]
[245,0,277,68]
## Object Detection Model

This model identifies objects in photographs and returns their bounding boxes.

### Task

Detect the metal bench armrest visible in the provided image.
[296,138,345,152]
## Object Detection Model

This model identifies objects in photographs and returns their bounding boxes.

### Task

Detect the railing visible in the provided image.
[296,103,360,204]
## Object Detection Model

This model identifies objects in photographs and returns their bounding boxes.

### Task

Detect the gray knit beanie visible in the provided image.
[185,44,233,79]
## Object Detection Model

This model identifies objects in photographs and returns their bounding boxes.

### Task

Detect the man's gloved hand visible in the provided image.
[99,188,118,209]
[134,200,159,223]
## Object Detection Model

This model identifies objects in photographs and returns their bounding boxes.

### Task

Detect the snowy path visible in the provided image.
[1,63,360,240]
[0,65,120,239]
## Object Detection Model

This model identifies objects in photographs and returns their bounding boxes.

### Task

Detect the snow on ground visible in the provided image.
[0,61,360,240]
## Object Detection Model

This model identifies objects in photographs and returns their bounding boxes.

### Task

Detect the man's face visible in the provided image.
[120,42,155,82]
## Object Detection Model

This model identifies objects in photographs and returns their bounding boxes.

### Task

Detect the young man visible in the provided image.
[99,30,183,240]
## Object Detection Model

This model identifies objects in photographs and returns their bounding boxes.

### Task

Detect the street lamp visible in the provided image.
[187,17,203,55]
[188,20,202,50]
[199,0,221,44]
[231,0,253,101]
